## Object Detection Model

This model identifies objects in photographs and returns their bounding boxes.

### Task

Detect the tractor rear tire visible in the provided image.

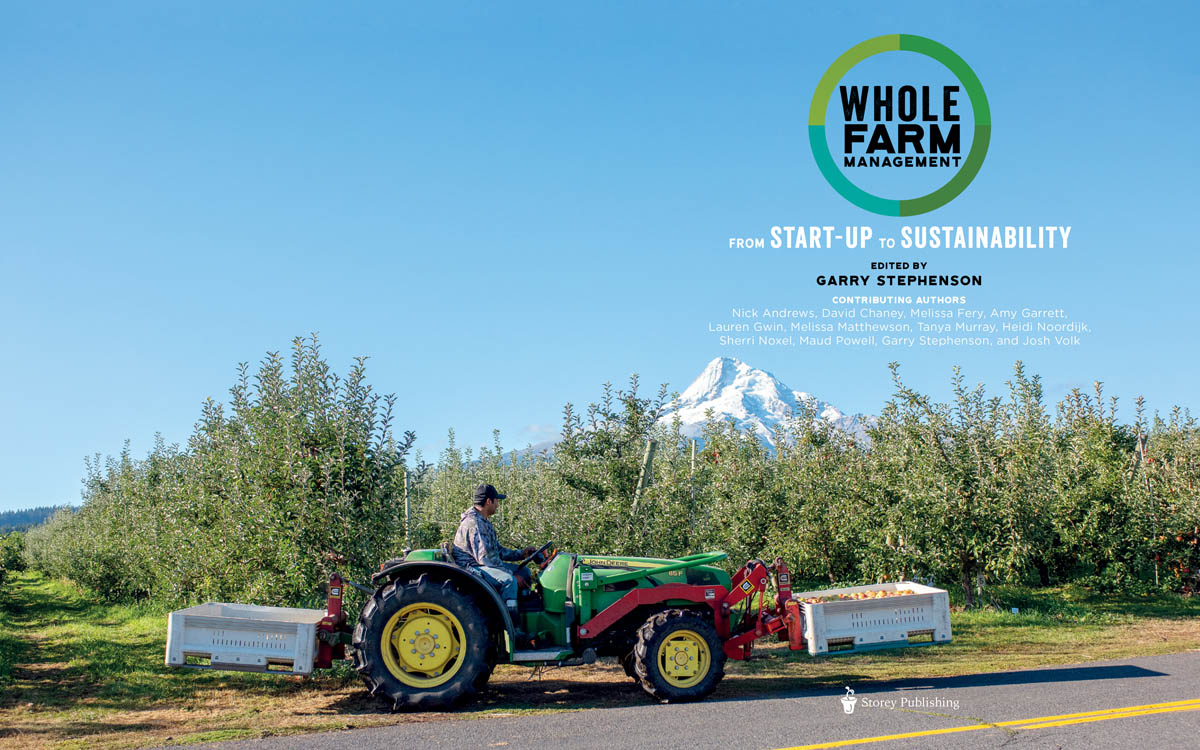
[353,573,493,709]
[632,609,726,703]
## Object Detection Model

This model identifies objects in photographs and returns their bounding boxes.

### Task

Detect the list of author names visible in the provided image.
[708,297,1092,350]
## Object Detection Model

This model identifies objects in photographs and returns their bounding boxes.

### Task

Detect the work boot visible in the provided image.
[506,602,534,649]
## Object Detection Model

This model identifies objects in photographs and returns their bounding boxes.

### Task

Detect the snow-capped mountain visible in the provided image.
[657,357,875,447]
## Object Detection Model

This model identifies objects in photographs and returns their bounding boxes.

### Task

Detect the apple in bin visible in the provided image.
[798,590,917,604]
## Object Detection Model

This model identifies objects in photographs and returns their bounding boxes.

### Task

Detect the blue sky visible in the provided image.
[2,2,1197,511]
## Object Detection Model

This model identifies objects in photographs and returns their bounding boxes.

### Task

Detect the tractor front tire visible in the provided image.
[353,573,492,710]
[621,650,637,679]
[633,609,726,703]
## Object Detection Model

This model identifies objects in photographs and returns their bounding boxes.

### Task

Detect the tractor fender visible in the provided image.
[372,560,517,646]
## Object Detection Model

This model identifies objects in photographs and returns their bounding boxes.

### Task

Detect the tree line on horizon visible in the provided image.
[0,505,65,533]
[22,335,1200,609]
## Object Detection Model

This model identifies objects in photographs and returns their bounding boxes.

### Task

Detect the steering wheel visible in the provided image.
[517,540,556,570]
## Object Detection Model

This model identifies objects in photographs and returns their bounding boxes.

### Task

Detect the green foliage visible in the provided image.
[0,533,25,580]
[25,335,414,607]
[553,377,671,555]
[1136,404,1200,593]
[1049,384,1145,589]
[691,417,779,565]
[770,411,874,585]
[865,362,1055,605]
[24,345,1200,609]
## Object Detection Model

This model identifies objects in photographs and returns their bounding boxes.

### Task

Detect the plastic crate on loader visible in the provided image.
[165,602,326,674]
[790,581,952,656]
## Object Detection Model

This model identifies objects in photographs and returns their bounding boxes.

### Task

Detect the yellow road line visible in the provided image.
[994,696,1200,725]
[777,697,1200,750]
[1020,703,1200,729]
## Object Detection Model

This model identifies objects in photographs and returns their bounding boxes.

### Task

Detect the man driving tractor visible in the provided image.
[452,484,537,617]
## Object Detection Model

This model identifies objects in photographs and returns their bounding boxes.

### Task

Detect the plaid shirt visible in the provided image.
[452,506,522,568]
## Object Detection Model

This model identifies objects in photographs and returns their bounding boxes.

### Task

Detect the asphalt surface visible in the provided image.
[197,650,1200,750]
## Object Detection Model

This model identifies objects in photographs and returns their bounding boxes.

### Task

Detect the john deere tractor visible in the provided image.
[167,541,951,709]
[351,542,800,709]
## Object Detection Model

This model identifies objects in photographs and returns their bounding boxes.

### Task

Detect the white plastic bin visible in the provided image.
[791,581,952,656]
[165,602,326,675]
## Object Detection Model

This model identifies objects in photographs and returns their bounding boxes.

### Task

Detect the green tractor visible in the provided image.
[167,543,951,709]
[352,542,798,709]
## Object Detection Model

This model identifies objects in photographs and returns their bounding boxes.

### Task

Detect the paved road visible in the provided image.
[200,651,1200,750]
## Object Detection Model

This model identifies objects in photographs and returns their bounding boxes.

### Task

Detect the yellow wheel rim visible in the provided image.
[380,602,467,688]
[656,628,711,689]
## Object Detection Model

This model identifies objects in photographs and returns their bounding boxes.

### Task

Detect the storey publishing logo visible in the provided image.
[839,685,962,716]
[809,35,990,216]
[842,686,858,714]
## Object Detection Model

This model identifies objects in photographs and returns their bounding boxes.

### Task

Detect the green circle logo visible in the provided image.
[809,35,990,216]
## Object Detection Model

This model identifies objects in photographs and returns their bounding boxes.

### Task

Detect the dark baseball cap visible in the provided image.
[473,484,506,504]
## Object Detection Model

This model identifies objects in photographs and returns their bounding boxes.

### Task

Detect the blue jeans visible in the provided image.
[477,563,520,605]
